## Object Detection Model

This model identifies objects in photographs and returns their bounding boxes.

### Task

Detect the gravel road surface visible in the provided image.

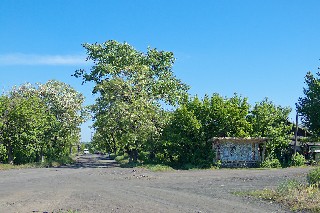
[0,154,311,213]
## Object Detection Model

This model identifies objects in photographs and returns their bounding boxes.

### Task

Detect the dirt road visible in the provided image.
[0,154,311,213]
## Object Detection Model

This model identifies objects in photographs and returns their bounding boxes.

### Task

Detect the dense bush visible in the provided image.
[290,153,306,167]
[157,94,251,168]
[307,167,320,185]
[42,156,74,167]
[261,157,282,168]
[0,144,6,163]
[142,164,173,172]
[114,153,129,164]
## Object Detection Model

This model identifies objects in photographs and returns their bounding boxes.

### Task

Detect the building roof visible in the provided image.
[210,137,267,144]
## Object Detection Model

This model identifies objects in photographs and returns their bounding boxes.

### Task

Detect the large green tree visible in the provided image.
[38,80,87,158]
[204,93,252,138]
[159,104,203,166]
[158,94,252,167]
[0,81,87,164]
[296,71,320,137]
[74,40,189,162]
[249,98,292,164]
[0,88,48,164]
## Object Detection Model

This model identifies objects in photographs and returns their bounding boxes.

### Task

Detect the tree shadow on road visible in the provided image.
[59,154,120,169]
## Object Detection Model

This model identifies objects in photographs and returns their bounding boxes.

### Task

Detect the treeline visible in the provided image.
[92,93,292,167]
[3,40,318,168]
[153,95,292,167]
[0,80,86,164]
[75,40,297,168]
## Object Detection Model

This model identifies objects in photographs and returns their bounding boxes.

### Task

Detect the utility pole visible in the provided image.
[294,113,299,155]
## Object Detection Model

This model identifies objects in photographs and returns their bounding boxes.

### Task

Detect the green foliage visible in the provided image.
[114,153,129,164]
[74,40,189,162]
[261,157,282,168]
[142,164,173,172]
[109,153,116,160]
[297,72,320,136]
[157,94,251,167]
[72,40,294,168]
[138,151,150,163]
[214,160,222,168]
[160,104,203,165]
[43,156,74,167]
[0,144,7,162]
[289,153,306,167]
[203,93,252,138]
[307,167,320,185]
[38,80,87,160]
[276,179,303,194]
[0,91,48,164]
[0,81,86,164]
[0,162,44,170]
[243,179,320,212]
[248,98,292,164]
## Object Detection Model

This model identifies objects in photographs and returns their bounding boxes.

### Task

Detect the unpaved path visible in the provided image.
[0,154,311,213]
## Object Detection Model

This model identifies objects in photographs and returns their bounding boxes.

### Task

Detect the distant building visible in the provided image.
[290,141,320,162]
[290,124,320,162]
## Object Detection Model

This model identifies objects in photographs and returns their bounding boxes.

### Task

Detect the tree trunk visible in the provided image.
[113,134,118,154]
[40,147,44,163]
[128,149,133,163]
[7,143,13,164]
[133,149,138,163]
[149,151,155,160]
[36,151,40,162]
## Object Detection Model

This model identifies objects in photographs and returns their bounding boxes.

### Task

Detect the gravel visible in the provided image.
[0,154,312,213]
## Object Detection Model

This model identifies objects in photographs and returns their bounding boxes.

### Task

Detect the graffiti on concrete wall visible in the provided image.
[219,142,259,162]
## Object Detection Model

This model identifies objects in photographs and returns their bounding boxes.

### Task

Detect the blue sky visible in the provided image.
[1,0,320,142]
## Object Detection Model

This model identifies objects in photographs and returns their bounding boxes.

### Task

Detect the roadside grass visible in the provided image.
[235,174,320,212]
[140,164,174,172]
[114,153,174,171]
[45,156,74,167]
[0,163,42,170]
[115,159,174,172]
[112,152,311,172]
[114,153,215,171]
[0,156,75,170]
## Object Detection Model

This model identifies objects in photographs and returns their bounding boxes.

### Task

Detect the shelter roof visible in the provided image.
[210,137,267,144]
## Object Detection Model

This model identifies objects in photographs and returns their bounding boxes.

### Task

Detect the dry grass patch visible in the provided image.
[243,180,320,212]
[0,163,39,170]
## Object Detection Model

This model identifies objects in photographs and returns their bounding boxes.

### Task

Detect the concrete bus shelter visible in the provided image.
[210,137,267,168]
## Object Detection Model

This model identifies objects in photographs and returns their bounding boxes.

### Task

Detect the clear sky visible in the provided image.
[1,0,320,142]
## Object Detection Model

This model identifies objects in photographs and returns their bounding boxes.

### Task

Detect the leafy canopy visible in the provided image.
[74,40,189,160]
[157,94,252,166]
[249,98,292,161]
[0,81,87,164]
[296,71,320,137]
